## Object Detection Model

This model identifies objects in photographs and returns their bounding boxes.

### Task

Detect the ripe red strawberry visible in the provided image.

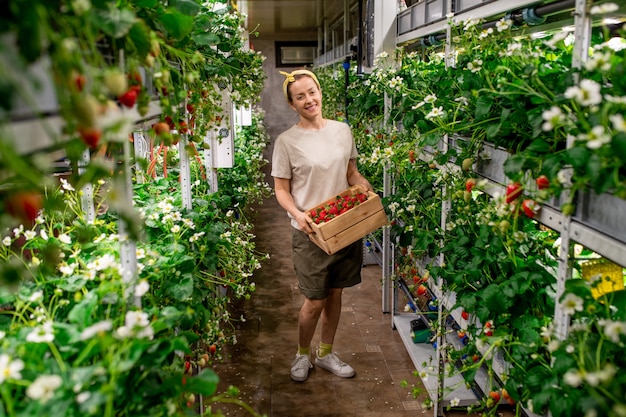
[186,103,195,114]
[465,178,476,192]
[489,390,501,403]
[502,388,515,406]
[521,199,540,218]
[153,122,170,136]
[128,71,142,86]
[505,182,523,203]
[461,310,469,320]
[73,72,86,92]
[78,127,102,148]
[118,89,138,108]
[484,320,494,336]
[417,284,427,296]
[209,344,217,354]
[409,150,416,163]
[536,175,550,190]
[4,191,43,226]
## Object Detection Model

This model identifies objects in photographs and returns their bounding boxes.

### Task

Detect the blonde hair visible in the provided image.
[279,69,321,101]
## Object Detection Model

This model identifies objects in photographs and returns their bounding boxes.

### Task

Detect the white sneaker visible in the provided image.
[291,353,313,382]
[314,352,355,378]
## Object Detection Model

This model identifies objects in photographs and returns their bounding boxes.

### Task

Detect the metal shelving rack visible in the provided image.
[385,0,626,415]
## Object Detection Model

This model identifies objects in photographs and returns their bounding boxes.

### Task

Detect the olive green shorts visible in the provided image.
[291,228,363,300]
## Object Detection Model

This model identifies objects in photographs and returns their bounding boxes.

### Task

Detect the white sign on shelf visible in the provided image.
[235,103,253,127]
[203,87,235,170]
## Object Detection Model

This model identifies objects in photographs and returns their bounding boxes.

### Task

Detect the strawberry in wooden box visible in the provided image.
[306,186,388,255]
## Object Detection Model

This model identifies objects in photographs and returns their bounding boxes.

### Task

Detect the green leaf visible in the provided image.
[166,274,194,301]
[16,6,43,62]
[517,327,540,345]
[542,153,564,178]
[184,369,220,395]
[456,293,477,312]
[485,122,501,140]
[191,32,221,47]
[586,153,602,186]
[564,146,589,168]
[462,366,478,384]
[128,20,152,58]
[117,340,147,372]
[93,6,137,39]
[503,154,526,178]
[500,107,511,122]
[170,0,201,16]
[527,139,551,153]
[611,132,626,162]
[481,283,512,314]
[549,391,576,417]
[402,111,416,129]
[68,294,98,328]
[159,10,194,40]
[131,0,159,7]
[528,111,544,138]
[55,275,88,292]
[423,132,441,147]
[474,96,493,120]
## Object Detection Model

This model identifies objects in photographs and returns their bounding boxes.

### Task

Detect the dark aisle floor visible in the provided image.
[208,194,431,417]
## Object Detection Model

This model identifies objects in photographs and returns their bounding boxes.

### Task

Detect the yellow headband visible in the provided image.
[279,70,321,101]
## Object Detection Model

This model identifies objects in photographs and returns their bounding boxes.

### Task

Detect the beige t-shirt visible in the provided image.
[271,119,358,229]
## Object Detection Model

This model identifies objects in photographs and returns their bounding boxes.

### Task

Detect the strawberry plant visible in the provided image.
[317,19,626,416]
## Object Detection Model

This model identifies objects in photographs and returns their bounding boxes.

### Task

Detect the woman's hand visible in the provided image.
[294,211,314,234]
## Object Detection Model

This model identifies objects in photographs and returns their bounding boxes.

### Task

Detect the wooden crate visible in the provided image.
[307,186,388,255]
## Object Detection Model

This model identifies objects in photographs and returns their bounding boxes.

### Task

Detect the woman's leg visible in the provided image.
[320,288,343,345]
[298,297,326,349]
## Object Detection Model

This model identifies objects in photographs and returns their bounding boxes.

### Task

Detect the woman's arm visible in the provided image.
[346,158,373,192]
[274,177,314,233]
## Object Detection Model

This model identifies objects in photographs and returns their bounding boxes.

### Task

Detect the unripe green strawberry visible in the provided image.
[561,203,575,216]
[461,158,473,171]
[74,94,100,128]
[149,38,161,57]
[103,69,128,97]
[144,54,155,68]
